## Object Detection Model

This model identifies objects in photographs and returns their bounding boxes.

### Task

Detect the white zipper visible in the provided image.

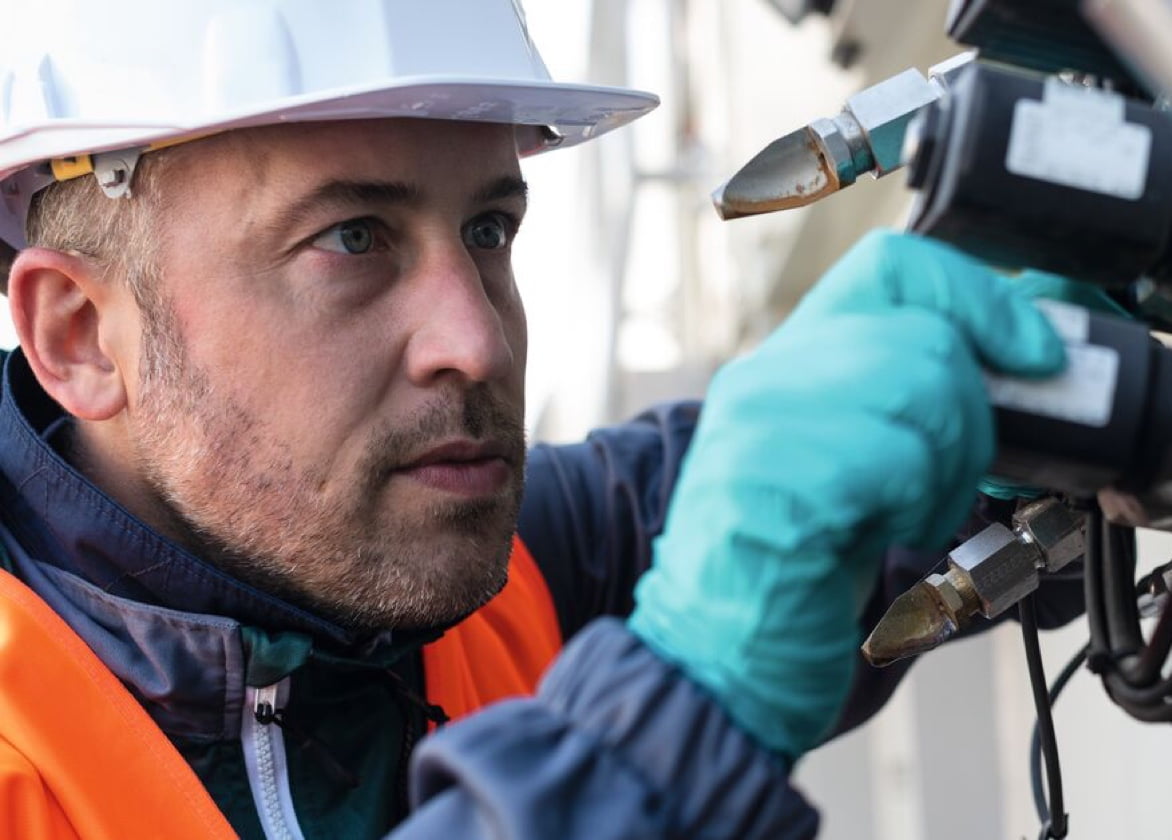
[242,679,307,840]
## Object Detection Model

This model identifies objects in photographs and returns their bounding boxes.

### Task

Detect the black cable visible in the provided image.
[1083,511,1111,674]
[1020,594,1068,838]
[1028,524,1172,812]
[1101,678,1172,721]
[1029,642,1088,833]
[1131,598,1172,686]
[1104,523,1142,657]
[1093,517,1172,720]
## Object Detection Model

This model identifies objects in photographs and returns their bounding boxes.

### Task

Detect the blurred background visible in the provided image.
[0,1,1168,835]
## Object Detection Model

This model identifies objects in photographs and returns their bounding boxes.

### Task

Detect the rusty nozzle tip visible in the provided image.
[861,572,974,668]
[710,126,840,221]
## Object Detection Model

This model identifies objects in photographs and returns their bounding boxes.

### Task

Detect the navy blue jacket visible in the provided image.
[0,348,1085,839]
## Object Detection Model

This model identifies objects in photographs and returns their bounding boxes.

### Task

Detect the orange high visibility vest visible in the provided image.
[0,535,561,840]
[422,536,562,721]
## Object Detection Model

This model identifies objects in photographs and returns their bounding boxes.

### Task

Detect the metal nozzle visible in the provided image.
[711,54,974,220]
[710,127,840,220]
[862,498,1085,667]
[860,569,977,667]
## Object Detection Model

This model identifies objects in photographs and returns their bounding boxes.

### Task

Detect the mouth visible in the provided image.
[394,440,514,497]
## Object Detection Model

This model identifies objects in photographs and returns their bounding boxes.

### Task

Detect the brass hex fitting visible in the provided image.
[1013,497,1085,573]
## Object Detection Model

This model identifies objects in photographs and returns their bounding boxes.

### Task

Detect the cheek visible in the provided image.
[171,270,345,386]
[169,279,279,360]
[170,311,375,457]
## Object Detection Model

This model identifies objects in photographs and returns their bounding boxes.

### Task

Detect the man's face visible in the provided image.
[124,119,529,630]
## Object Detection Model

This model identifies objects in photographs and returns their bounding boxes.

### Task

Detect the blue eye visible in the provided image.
[463,212,514,250]
[313,219,377,255]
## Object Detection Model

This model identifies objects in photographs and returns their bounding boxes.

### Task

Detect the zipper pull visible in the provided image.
[251,682,360,789]
[254,683,279,725]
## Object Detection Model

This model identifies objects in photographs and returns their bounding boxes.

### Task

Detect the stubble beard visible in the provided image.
[130,300,525,631]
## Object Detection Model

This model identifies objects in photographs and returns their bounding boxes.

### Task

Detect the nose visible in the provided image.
[402,239,517,387]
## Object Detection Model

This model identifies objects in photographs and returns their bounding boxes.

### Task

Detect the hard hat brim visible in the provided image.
[0,76,658,250]
[0,76,659,183]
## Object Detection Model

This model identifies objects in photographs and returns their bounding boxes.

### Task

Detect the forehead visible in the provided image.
[161,117,523,214]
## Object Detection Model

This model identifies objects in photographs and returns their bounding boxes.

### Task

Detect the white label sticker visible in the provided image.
[984,343,1119,427]
[1005,78,1151,200]
[1034,298,1089,344]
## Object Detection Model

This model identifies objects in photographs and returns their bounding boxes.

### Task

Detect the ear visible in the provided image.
[7,247,131,421]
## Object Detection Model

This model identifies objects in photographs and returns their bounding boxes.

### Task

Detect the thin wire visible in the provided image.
[1020,594,1068,838]
[1030,643,1088,831]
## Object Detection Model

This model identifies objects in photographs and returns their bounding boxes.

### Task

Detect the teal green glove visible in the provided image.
[627,229,1066,762]
[978,269,1129,500]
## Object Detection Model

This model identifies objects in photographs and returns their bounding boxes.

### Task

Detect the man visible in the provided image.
[0,1,1085,838]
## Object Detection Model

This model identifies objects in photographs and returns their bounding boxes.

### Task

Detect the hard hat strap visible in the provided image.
[46,130,222,201]
[91,149,143,199]
[47,147,142,199]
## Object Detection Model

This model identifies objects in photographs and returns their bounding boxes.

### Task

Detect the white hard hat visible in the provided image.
[0,0,659,250]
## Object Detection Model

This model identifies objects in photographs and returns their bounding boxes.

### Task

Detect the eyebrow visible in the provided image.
[266,179,419,238]
[474,175,529,205]
[266,174,529,240]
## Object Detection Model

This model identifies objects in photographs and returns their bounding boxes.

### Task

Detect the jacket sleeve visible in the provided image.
[392,618,820,840]
[517,401,700,640]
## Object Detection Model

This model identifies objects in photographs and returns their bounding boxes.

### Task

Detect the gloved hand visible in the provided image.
[627,229,1066,762]
[978,269,1129,500]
